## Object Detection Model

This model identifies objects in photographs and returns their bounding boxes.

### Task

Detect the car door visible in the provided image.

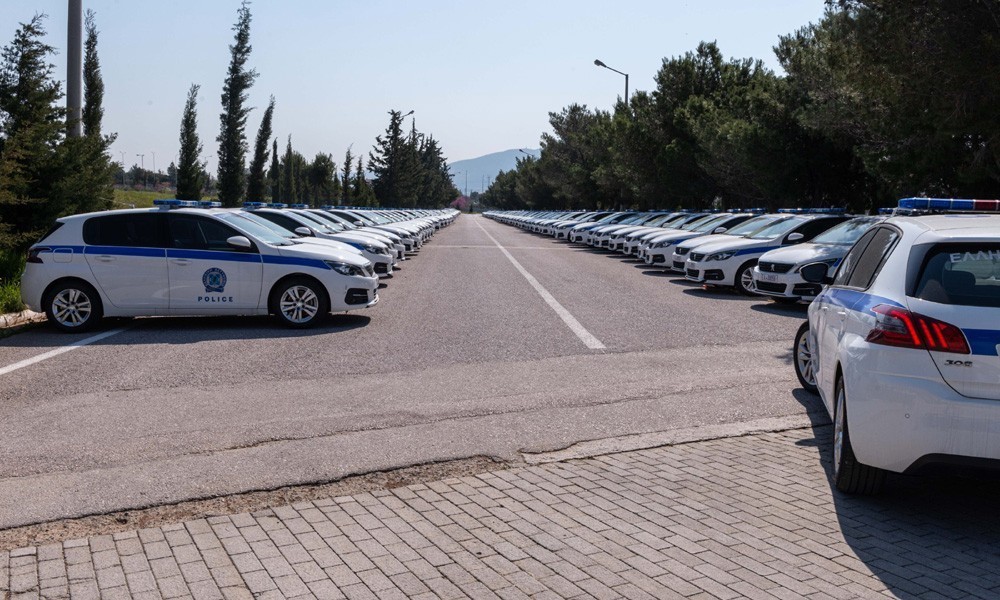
[166,214,264,311]
[814,228,879,393]
[82,213,169,310]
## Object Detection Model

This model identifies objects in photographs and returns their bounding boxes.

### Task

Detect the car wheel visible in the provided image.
[44,280,103,333]
[735,261,758,295]
[793,321,818,394]
[271,278,329,328]
[832,377,886,495]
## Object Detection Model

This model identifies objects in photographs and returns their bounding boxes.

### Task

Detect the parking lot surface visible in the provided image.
[1,215,810,527]
[4,423,999,599]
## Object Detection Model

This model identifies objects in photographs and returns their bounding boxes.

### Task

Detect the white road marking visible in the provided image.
[0,328,128,377]
[473,219,606,350]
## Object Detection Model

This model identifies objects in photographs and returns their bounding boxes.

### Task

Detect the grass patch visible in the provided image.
[0,248,25,313]
[113,188,172,208]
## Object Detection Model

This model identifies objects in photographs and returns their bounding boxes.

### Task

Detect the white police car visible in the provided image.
[752,216,884,303]
[667,214,785,273]
[640,213,757,266]
[684,210,849,294]
[795,198,1000,494]
[20,200,379,331]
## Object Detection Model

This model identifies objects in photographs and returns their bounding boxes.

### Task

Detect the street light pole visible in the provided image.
[137,154,145,188]
[119,151,127,186]
[594,59,629,108]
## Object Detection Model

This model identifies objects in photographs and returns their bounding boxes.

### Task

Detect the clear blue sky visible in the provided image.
[2,1,827,174]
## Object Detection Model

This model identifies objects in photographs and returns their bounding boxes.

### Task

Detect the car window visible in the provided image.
[253,211,301,232]
[726,216,778,236]
[832,228,879,287]
[794,217,844,241]
[747,217,806,240]
[845,227,899,289]
[914,244,1000,308]
[811,217,880,245]
[83,213,166,247]
[168,215,250,252]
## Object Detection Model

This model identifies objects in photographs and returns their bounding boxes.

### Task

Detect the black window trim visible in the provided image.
[836,224,902,291]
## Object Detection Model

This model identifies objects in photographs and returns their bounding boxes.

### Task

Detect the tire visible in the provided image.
[735,261,758,295]
[793,321,818,394]
[832,377,886,495]
[270,277,329,328]
[44,280,103,333]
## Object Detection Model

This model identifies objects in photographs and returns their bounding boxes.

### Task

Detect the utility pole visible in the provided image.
[119,151,127,186]
[66,0,83,137]
[137,154,146,188]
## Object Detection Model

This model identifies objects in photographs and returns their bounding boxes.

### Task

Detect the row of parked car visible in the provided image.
[21,202,459,331]
[485,207,873,302]
[485,200,1000,496]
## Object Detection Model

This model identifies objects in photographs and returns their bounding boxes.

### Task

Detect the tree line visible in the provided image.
[0,2,459,252]
[482,0,1000,212]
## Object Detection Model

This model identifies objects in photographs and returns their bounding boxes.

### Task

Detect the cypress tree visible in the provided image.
[281,135,294,202]
[341,147,353,204]
[81,10,103,137]
[216,1,258,207]
[246,95,273,201]
[268,137,279,201]
[176,84,205,200]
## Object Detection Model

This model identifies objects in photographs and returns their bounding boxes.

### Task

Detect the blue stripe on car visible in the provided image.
[963,329,1000,357]
[41,245,331,270]
[167,249,261,263]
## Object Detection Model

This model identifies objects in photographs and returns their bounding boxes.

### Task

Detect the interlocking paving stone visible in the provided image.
[6,426,1000,598]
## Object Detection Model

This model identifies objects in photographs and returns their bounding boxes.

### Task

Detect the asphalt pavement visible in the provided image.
[0,215,813,529]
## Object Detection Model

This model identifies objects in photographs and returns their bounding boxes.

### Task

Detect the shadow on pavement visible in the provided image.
[792,387,1000,599]
[2,314,372,348]
[749,301,809,318]
[681,287,757,301]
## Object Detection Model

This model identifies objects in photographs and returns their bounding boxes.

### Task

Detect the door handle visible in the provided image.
[836,311,847,317]
[171,258,191,266]
[95,255,115,263]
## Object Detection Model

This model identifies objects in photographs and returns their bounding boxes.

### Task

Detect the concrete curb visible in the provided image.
[521,413,829,464]
[0,310,45,330]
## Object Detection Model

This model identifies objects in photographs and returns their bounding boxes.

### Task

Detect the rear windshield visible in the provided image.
[914,244,1000,307]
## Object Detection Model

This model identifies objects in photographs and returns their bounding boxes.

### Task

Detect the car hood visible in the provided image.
[647,230,701,245]
[691,236,776,255]
[277,244,369,267]
[675,233,737,251]
[758,242,846,266]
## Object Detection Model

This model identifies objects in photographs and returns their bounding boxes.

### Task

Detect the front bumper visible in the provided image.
[750,267,821,301]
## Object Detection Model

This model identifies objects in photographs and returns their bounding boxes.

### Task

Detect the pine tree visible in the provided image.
[268,137,279,201]
[281,135,295,202]
[341,147,353,204]
[354,156,376,207]
[0,15,65,249]
[246,95,273,201]
[216,1,258,207]
[176,84,205,200]
[369,110,420,207]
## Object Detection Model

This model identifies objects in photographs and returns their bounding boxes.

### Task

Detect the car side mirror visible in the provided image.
[355,221,365,227]
[713,226,728,233]
[294,227,313,237]
[227,235,253,250]
[786,232,805,243]
[800,262,832,284]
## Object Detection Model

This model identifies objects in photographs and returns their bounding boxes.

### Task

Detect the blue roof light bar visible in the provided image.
[898,197,1000,212]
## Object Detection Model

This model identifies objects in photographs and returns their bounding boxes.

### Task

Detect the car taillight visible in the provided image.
[866,304,970,354]
[26,247,47,264]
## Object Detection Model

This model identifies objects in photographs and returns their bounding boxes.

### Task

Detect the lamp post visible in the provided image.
[136,154,146,188]
[119,151,127,186]
[594,59,629,108]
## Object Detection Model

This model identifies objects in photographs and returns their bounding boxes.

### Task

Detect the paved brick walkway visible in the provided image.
[4,425,1000,600]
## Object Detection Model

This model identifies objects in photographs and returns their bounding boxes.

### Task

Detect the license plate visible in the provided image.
[759,273,779,283]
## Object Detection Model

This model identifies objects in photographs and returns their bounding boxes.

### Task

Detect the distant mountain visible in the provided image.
[449,149,540,194]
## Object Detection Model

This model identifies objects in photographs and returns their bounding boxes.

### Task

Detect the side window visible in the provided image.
[168,215,251,252]
[846,227,900,289]
[255,212,300,232]
[796,218,841,242]
[82,214,166,247]
[832,229,878,287]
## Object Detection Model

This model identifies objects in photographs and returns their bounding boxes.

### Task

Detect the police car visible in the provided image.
[639,213,757,265]
[795,198,1000,494]
[667,214,786,274]
[20,200,379,331]
[684,210,850,294]
[752,216,884,303]
[567,212,635,244]
[248,206,396,276]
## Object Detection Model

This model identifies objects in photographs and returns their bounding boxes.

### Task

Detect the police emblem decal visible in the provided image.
[202,268,227,293]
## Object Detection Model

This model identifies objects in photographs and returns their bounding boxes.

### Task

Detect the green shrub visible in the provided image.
[0,248,25,313]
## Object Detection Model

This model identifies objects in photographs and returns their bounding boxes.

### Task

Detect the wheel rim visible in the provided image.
[52,288,92,328]
[796,332,817,387]
[834,386,846,472]
[740,268,754,291]
[279,285,319,324]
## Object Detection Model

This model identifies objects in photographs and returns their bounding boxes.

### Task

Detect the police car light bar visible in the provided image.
[197,201,222,208]
[243,202,266,208]
[153,199,199,208]
[776,207,847,214]
[267,203,288,208]
[898,197,1000,212]
[289,203,309,208]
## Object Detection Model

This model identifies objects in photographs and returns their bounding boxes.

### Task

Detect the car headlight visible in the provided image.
[325,261,366,277]
[706,251,736,261]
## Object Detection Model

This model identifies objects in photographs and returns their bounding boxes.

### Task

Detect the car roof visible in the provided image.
[887,214,1000,234]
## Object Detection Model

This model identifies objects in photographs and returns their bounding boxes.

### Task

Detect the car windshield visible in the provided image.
[811,217,879,245]
[915,243,1000,308]
[595,213,626,224]
[723,216,776,236]
[691,215,730,232]
[312,211,356,229]
[641,214,673,227]
[746,217,805,239]
[235,211,297,239]
[216,212,293,246]
[679,215,716,231]
[294,211,342,232]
